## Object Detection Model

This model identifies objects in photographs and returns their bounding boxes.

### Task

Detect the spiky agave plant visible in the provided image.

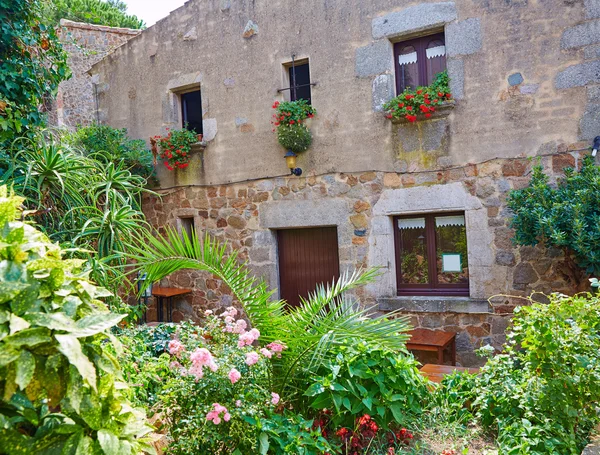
[127,227,412,402]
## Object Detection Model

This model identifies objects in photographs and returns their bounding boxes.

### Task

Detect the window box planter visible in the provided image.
[390,100,455,124]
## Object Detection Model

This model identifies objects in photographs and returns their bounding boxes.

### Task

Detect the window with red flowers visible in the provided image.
[394,212,469,296]
[394,33,446,94]
[180,89,203,135]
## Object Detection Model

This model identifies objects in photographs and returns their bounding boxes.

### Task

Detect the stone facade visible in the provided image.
[47,20,140,129]
[89,0,600,366]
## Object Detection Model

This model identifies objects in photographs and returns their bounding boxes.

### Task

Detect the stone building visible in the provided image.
[89,0,600,365]
[48,19,140,129]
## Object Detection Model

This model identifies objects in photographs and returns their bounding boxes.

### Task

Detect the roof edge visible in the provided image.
[59,19,142,36]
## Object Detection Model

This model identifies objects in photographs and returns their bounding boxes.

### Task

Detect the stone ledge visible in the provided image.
[190,141,208,153]
[378,296,492,313]
[59,19,142,35]
[390,101,455,124]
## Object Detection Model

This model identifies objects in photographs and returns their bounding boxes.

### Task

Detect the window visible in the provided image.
[393,212,469,296]
[179,217,195,240]
[180,89,203,134]
[279,59,313,104]
[394,33,446,93]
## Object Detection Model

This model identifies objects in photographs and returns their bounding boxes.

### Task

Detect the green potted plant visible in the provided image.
[151,127,200,171]
[383,71,452,123]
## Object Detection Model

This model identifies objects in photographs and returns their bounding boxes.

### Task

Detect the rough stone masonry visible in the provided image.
[80,0,600,366]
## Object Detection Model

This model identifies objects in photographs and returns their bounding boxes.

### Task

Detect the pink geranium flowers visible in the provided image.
[206,403,230,425]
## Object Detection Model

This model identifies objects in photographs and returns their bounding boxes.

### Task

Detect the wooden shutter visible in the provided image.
[277,227,340,308]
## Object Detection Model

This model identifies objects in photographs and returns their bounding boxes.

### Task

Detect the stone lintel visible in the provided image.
[378,296,492,313]
[372,2,457,40]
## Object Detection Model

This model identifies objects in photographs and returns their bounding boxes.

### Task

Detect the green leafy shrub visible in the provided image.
[68,125,155,181]
[473,293,600,454]
[119,313,280,454]
[44,0,145,29]
[251,411,337,455]
[277,124,313,154]
[0,0,70,148]
[0,186,153,454]
[305,341,428,429]
[507,156,600,281]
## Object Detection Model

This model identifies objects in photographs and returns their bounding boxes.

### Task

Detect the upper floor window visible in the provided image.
[279,58,313,104]
[393,212,469,296]
[181,89,203,134]
[394,33,446,94]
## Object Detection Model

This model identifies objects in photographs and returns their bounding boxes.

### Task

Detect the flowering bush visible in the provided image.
[271,99,316,153]
[382,71,452,123]
[152,128,200,171]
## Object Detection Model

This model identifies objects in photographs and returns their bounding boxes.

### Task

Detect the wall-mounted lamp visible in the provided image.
[284,150,302,176]
[592,136,600,157]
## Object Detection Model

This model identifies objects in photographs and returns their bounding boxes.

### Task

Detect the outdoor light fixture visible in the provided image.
[592,136,600,157]
[285,150,302,176]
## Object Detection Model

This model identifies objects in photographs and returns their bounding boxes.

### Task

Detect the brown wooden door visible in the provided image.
[277,227,340,308]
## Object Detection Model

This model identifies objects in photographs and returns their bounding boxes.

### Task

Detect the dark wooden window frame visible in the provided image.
[394,32,446,94]
[393,211,469,297]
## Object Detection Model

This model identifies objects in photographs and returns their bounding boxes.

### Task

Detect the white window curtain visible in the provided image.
[435,215,465,228]
[398,218,426,230]
[426,45,446,59]
[398,52,418,65]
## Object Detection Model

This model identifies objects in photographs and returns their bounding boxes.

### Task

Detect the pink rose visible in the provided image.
[260,348,273,359]
[246,352,260,366]
[271,392,280,405]
[228,368,241,384]
[168,339,185,357]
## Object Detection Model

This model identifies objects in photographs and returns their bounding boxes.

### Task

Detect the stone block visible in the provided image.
[355,40,393,77]
[495,251,515,266]
[508,72,524,86]
[243,20,258,38]
[580,103,600,140]
[372,2,457,39]
[183,26,197,41]
[446,18,482,56]
[372,74,394,111]
[203,118,218,142]
[259,199,348,229]
[555,61,600,89]
[584,44,600,60]
[552,153,576,173]
[421,119,448,151]
[446,58,465,100]
[513,262,538,284]
[519,84,539,94]
[561,20,600,49]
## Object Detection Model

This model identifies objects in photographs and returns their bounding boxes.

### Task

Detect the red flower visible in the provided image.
[272,101,280,108]
[424,99,431,104]
[429,107,435,112]
[405,114,417,122]
[405,94,414,100]
[358,414,371,426]
[274,122,280,126]
[446,93,452,98]
[416,89,423,95]
[385,114,393,119]
[433,99,439,103]
[438,92,444,97]
[419,105,429,112]
[336,428,350,439]
[406,106,413,111]
[398,102,404,108]
[425,113,432,118]
[307,113,314,118]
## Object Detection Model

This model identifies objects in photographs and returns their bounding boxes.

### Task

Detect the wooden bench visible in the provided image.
[407,328,456,365]
[419,363,480,383]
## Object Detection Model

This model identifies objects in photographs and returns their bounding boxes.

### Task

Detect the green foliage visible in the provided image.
[153,128,200,171]
[383,71,452,123]
[305,342,428,429]
[67,125,155,182]
[507,156,600,275]
[277,124,313,154]
[117,319,277,454]
[0,0,70,147]
[1,131,154,319]
[127,228,413,405]
[0,186,153,454]
[44,0,145,29]
[251,411,337,455]
[473,293,600,454]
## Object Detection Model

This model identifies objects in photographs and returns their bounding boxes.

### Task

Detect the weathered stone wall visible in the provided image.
[47,20,140,129]
[143,148,586,366]
[89,0,588,186]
